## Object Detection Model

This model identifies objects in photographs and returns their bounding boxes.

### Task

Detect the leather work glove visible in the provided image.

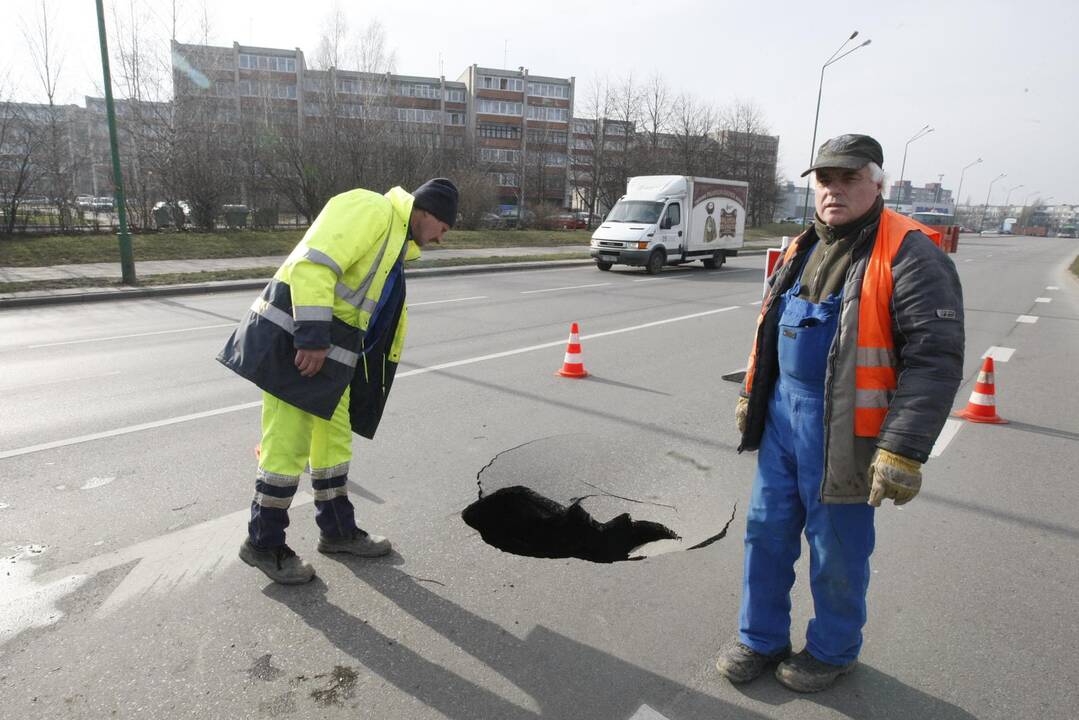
[868,449,922,507]
[735,396,749,435]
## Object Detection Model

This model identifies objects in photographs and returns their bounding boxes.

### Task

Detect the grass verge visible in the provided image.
[0,253,591,295]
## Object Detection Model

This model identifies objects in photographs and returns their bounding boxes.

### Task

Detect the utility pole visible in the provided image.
[95,0,136,284]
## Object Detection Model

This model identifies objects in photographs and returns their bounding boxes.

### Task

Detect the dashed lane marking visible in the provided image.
[409,295,488,306]
[931,419,963,458]
[983,346,1016,362]
[520,282,611,294]
[1034,297,1052,303]
[28,323,236,349]
[1016,315,1039,324]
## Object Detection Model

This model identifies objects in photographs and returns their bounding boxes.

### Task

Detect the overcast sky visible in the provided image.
[3,0,1076,206]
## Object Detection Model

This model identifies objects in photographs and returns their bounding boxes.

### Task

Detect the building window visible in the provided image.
[480,148,520,164]
[239,54,296,72]
[477,100,522,116]
[445,88,465,102]
[480,75,523,92]
[528,129,567,145]
[541,153,568,167]
[493,172,519,187]
[478,123,520,139]
[397,108,439,124]
[214,80,235,97]
[446,112,464,126]
[527,82,569,99]
[398,83,441,99]
[526,106,567,122]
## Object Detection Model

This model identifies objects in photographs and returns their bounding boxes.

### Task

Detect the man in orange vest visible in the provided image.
[715,134,964,692]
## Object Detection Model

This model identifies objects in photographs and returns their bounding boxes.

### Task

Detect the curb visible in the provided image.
[0,249,767,309]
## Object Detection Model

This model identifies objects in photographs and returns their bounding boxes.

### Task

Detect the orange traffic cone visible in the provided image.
[954,356,1007,424]
[557,322,589,378]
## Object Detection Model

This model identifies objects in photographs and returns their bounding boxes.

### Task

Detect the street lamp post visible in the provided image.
[1002,184,1024,219]
[954,157,982,228]
[800,31,873,225]
[893,125,934,211]
[979,173,1006,232]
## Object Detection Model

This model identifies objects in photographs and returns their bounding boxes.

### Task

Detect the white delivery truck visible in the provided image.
[589,175,748,273]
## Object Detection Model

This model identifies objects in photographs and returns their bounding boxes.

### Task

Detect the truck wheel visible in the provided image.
[595,261,613,271]
[645,250,665,274]
[702,251,725,269]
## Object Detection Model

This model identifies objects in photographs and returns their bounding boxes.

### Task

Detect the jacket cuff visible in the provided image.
[294,320,331,349]
[875,439,928,464]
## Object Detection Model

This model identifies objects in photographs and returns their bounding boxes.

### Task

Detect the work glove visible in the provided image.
[735,396,749,435]
[868,449,922,507]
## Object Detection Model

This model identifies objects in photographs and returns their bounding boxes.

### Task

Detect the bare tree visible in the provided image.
[716,100,778,226]
[357,20,397,74]
[669,92,714,178]
[23,0,80,231]
[568,75,614,224]
[640,73,672,173]
[0,98,45,234]
[315,3,351,70]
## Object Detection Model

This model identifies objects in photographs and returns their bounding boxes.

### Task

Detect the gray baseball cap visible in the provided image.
[801,134,884,177]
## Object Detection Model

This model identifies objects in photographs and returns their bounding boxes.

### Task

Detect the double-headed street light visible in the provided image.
[980,173,1006,231]
[893,125,934,210]
[954,157,982,226]
[1002,184,1025,216]
[800,31,873,225]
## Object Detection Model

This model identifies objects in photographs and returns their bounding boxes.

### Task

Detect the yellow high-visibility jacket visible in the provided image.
[218,186,419,437]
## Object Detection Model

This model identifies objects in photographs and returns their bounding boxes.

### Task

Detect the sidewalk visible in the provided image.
[0,241,773,307]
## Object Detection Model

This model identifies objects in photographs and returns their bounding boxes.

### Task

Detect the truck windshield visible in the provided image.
[606,201,664,224]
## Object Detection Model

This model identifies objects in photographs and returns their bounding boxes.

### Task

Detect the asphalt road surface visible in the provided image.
[1,235,1077,719]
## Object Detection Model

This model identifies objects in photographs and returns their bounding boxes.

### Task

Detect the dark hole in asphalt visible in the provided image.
[463,485,680,563]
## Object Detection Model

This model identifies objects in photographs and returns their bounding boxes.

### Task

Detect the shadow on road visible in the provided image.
[265,559,771,719]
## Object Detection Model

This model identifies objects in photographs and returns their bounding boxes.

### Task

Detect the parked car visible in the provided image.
[545,212,586,230]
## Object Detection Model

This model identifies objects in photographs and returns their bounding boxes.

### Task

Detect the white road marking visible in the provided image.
[520,282,611,295]
[982,346,1016,362]
[28,323,236,349]
[409,295,487,307]
[1046,286,1059,290]
[1016,315,1039,324]
[750,300,763,306]
[1,546,88,644]
[0,370,122,392]
[0,401,261,460]
[931,419,964,458]
[1,306,741,459]
[398,307,740,380]
[964,259,974,262]
[633,277,669,283]
[80,476,115,491]
[1034,297,1052,303]
[0,495,315,635]
[628,705,672,720]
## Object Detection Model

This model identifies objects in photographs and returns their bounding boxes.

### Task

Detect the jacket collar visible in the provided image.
[385,186,420,261]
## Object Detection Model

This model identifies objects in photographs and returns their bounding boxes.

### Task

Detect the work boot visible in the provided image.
[715,640,792,684]
[238,539,315,585]
[317,527,392,557]
[775,649,856,692]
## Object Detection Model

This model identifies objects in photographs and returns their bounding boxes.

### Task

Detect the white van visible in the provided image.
[590,175,748,273]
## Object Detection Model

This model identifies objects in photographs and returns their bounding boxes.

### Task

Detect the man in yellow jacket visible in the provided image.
[218,178,458,584]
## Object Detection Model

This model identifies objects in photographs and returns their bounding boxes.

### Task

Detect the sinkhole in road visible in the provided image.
[462,436,737,563]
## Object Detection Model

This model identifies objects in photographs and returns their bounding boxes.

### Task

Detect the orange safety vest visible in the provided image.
[744,208,941,437]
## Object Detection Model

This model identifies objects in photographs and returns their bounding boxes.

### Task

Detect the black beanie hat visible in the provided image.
[412,178,459,227]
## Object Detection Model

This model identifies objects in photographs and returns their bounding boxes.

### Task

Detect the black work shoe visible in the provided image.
[317,527,392,557]
[238,539,315,585]
[715,640,792,684]
[775,649,856,692]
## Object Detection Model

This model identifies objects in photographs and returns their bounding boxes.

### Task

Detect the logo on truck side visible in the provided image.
[720,209,738,238]
[704,201,717,243]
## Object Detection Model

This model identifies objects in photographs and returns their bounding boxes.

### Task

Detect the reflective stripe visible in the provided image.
[977,371,994,384]
[855,388,890,409]
[313,486,349,502]
[303,248,343,277]
[293,305,333,322]
[256,468,301,487]
[252,298,359,368]
[970,392,996,406]
[335,226,393,310]
[563,352,582,363]
[856,346,896,367]
[253,298,295,333]
[310,462,350,480]
[327,345,359,367]
[254,492,295,510]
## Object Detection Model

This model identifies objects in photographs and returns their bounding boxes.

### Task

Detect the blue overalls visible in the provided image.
[738,251,876,666]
